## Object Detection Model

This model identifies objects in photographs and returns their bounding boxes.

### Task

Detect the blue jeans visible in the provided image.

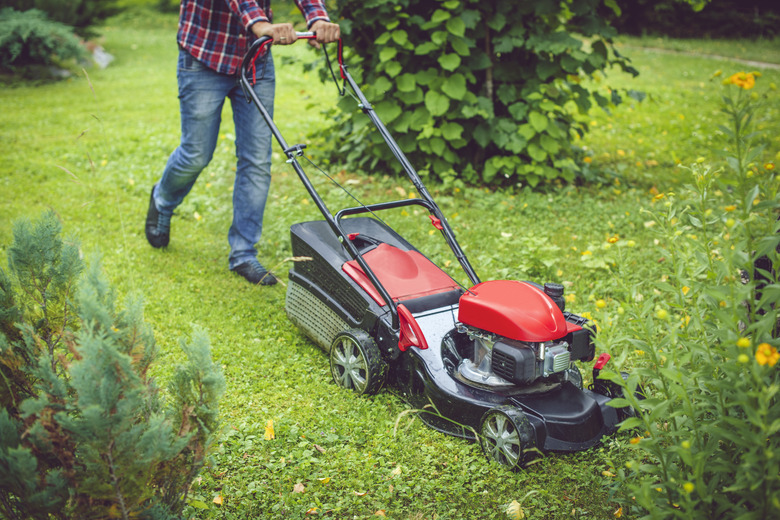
[154,48,275,269]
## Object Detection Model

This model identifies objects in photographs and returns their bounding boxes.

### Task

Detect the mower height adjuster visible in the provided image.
[284,144,307,162]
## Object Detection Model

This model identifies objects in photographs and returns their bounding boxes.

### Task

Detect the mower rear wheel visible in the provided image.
[479,406,535,470]
[329,329,386,396]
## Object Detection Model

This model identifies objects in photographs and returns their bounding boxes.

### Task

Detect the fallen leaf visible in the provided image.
[391,465,402,477]
[264,419,275,440]
[395,186,407,197]
[353,491,367,497]
[306,508,319,515]
[293,483,305,493]
[318,477,331,484]
[213,495,223,506]
[375,510,386,517]
[314,444,326,454]
[506,500,525,519]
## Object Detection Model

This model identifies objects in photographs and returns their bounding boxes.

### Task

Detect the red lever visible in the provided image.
[348,233,359,240]
[428,215,443,231]
[397,304,429,351]
[593,353,611,370]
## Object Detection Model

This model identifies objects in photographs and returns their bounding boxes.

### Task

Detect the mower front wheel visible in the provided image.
[329,329,386,396]
[479,406,536,471]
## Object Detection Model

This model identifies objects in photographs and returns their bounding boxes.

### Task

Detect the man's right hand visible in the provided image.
[251,22,297,45]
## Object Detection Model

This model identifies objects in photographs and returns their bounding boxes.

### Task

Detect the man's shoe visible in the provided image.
[145,184,170,248]
[231,259,278,286]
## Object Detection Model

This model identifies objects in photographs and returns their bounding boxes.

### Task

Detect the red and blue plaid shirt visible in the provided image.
[178,0,330,75]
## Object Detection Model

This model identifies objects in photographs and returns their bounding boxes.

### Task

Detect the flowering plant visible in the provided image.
[599,71,780,519]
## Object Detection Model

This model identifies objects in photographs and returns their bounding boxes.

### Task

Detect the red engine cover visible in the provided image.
[458,280,568,342]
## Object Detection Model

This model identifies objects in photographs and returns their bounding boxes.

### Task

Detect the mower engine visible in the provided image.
[454,279,594,388]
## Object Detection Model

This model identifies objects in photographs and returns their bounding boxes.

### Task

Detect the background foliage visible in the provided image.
[606,0,780,39]
[1,0,122,38]
[317,0,640,187]
[0,8,88,73]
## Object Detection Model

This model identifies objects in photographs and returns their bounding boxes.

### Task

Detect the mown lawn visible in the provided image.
[1,8,779,520]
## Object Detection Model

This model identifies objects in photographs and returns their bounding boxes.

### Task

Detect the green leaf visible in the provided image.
[527,143,547,162]
[528,111,548,133]
[441,122,464,141]
[424,90,450,116]
[508,102,528,121]
[375,100,402,123]
[450,37,471,56]
[431,9,450,24]
[446,17,465,37]
[539,134,560,154]
[441,73,467,100]
[379,46,397,63]
[604,0,621,16]
[384,61,402,77]
[396,73,417,93]
[438,54,461,71]
[391,30,409,46]
[415,42,439,56]
[473,124,490,148]
[430,137,446,156]
[487,13,506,31]
[518,123,536,141]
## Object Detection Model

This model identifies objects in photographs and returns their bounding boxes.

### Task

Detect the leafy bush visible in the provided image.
[316,0,639,187]
[599,72,779,519]
[2,0,122,38]
[0,211,225,519]
[0,8,88,73]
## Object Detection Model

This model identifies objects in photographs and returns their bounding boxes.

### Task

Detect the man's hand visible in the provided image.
[251,21,297,45]
[309,20,340,49]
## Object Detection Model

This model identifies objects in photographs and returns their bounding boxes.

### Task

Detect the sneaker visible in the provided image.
[145,184,170,248]
[231,259,278,286]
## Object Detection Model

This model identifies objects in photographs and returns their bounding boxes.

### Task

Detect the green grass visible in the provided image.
[2,8,780,520]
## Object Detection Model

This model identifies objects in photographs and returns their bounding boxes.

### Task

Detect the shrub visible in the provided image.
[0,8,88,74]
[2,0,123,38]
[600,72,779,519]
[314,0,640,187]
[0,211,225,519]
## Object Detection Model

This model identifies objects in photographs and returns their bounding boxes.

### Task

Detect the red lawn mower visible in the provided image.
[240,34,629,470]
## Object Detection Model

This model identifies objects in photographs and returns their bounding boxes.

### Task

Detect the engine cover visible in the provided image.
[458,280,568,342]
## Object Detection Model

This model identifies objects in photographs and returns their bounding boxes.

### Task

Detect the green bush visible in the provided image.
[2,0,122,38]
[0,211,225,519]
[315,0,639,187]
[0,8,88,73]
[598,72,780,519]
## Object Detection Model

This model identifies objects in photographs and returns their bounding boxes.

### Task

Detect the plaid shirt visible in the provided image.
[178,0,330,75]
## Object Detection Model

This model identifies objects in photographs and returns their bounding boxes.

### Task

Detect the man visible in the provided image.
[145,0,340,285]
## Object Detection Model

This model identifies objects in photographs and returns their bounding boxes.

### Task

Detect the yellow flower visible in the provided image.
[630,436,642,445]
[681,286,690,295]
[681,441,691,449]
[614,506,623,518]
[656,309,669,320]
[584,156,593,164]
[765,162,775,171]
[728,71,756,90]
[737,337,751,348]
[683,482,695,494]
[738,354,749,364]
[607,234,619,244]
[596,299,607,309]
[755,343,779,367]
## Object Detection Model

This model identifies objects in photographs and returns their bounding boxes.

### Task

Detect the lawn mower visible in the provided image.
[240,34,630,470]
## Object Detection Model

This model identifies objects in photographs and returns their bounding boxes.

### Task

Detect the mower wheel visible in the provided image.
[329,329,387,396]
[479,406,536,471]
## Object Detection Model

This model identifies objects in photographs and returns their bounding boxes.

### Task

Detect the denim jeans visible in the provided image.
[154,48,275,269]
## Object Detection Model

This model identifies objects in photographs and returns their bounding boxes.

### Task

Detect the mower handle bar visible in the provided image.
[241,32,344,82]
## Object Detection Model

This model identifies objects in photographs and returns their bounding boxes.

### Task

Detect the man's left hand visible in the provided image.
[309,20,340,48]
